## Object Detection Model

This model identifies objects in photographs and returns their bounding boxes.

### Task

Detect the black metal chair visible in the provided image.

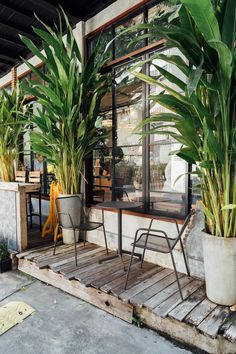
[53,195,108,266]
[124,210,195,300]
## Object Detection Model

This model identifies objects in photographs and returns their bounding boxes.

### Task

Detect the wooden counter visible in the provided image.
[0,182,40,252]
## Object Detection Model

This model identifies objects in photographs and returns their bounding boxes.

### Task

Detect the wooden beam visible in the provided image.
[0,18,38,39]
[0,36,27,49]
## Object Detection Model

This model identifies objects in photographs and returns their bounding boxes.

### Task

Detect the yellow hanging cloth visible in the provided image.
[41,181,62,241]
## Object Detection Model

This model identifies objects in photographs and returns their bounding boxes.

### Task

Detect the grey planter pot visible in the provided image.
[59,194,83,244]
[202,232,236,306]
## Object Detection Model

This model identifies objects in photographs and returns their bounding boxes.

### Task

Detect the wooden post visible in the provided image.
[11,67,17,91]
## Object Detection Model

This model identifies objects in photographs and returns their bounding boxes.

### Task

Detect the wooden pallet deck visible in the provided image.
[17,242,236,353]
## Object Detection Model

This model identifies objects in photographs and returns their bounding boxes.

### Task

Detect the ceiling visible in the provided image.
[0,0,116,77]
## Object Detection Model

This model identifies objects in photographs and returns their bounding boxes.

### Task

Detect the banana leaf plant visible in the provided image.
[130,0,236,237]
[20,9,110,194]
[0,87,28,182]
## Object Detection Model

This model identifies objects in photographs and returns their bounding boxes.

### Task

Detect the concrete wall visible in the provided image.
[0,191,19,251]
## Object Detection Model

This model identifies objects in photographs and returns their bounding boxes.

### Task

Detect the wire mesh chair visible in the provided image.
[53,195,108,266]
[124,210,195,300]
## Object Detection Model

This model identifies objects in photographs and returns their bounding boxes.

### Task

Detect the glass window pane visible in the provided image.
[115,13,144,58]
[88,28,113,62]
[114,146,142,201]
[116,105,142,146]
[148,1,172,44]
[100,72,112,112]
[115,60,143,146]
[93,148,112,202]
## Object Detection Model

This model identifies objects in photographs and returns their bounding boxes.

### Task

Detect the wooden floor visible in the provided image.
[17,242,236,353]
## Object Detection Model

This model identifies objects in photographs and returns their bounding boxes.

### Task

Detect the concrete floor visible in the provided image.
[0,271,202,354]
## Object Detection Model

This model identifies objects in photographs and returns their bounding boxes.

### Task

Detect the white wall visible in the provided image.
[85,0,144,34]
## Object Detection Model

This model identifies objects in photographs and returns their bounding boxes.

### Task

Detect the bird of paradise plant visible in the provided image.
[0,87,28,182]
[130,0,236,237]
[20,9,110,194]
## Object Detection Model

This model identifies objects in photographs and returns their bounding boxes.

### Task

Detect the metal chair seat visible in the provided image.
[132,232,177,253]
[125,210,196,300]
[79,221,103,231]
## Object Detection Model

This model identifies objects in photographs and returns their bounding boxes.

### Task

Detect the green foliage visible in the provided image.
[20,9,110,194]
[0,241,8,262]
[131,0,236,237]
[0,87,28,181]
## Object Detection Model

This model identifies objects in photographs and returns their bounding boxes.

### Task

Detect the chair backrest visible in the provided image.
[172,209,195,249]
[55,195,83,229]
[15,171,26,183]
[29,171,41,184]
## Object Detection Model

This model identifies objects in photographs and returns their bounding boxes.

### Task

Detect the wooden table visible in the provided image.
[98,201,142,266]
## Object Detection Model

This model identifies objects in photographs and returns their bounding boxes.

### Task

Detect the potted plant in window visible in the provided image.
[0,240,11,273]
[130,0,236,305]
[20,10,110,243]
[0,88,29,182]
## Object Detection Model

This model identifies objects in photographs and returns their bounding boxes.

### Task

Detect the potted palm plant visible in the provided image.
[0,240,11,273]
[0,88,28,182]
[20,10,110,243]
[130,0,236,305]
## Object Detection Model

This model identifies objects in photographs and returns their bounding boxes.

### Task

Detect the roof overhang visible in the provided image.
[0,0,116,78]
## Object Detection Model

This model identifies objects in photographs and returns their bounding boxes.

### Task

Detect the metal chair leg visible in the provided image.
[169,249,184,300]
[53,225,59,255]
[39,191,42,231]
[102,224,109,255]
[141,234,148,268]
[84,231,86,247]
[29,193,33,229]
[124,242,136,289]
[180,239,190,276]
[73,229,78,266]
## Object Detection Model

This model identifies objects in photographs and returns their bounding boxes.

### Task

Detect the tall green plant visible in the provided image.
[20,10,109,194]
[130,0,236,237]
[0,88,28,182]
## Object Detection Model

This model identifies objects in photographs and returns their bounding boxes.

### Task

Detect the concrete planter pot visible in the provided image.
[202,232,236,306]
[59,194,82,244]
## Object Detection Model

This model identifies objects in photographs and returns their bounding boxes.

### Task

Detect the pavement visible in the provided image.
[0,271,203,354]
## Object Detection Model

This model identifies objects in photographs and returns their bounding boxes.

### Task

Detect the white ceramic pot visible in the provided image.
[58,194,83,244]
[202,232,236,306]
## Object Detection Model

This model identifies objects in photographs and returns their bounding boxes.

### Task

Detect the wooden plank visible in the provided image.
[37,244,98,269]
[101,263,159,294]
[77,257,131,286]
[0,301,35,335]
[61,250,116,277]
[197,306,230,338]
[91,260,151,290]
[118,267,169,301]
[91,264,133,290]
[221,312,236,343]
[129,271,181,307]
[49,246,105,270]
[18,258,133,323]
[16,244,56,259]
[36,243,96,264]
[185,297,217,327]
[153,279,203,318]
[111,265,163,297]
[25,244,75,261]
[168,285,206,322]
[143,276,193,310]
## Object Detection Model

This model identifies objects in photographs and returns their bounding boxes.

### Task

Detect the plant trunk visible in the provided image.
[0,154,15,182]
